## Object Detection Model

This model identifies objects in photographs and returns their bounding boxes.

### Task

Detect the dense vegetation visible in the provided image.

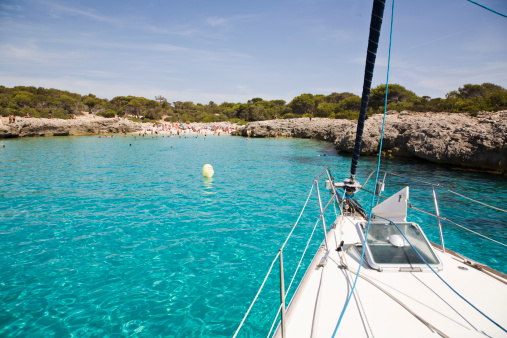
[1,83,506,123]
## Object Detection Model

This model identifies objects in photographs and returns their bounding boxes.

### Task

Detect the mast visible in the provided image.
[349,0,386,178]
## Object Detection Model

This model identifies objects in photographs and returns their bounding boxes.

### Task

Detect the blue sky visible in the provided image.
[0,0,506,104]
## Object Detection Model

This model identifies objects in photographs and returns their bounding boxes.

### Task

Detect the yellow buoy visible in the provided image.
[202,164,214,178]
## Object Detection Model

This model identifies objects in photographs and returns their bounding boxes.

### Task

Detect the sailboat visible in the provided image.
[233,0,507,337]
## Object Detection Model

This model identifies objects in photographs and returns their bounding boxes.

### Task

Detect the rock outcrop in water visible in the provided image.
[0,117,142,138]
[233,111,507,174]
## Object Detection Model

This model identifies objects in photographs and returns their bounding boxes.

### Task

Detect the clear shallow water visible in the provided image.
[0,134,505,337]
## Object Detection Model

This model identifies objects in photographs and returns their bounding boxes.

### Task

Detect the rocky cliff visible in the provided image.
[234,111,507,174]
[0,117,142,138]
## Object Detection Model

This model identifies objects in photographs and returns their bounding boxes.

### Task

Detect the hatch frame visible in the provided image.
[356,221,443,272]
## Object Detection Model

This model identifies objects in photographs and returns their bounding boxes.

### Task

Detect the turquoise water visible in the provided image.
[1,134,506,337]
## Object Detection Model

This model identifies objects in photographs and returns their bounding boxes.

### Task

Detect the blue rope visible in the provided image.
[332,0,395,335]
[373,214,507,333]
[467,0,507,18]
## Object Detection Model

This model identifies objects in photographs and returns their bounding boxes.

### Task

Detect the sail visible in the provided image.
[350,0,386,177]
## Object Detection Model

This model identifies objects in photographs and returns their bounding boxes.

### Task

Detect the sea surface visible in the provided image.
[1,134,506,337]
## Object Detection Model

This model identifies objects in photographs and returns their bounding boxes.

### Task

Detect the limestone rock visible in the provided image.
[0,117,142,138]
[233,112,507,174]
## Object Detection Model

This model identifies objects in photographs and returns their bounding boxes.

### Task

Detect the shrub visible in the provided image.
[46,108,70,119]
[20,107,38,118]
[0,107,16,117]
[335,110,360,120]
[97,110,116,118]
[230,118,246,125]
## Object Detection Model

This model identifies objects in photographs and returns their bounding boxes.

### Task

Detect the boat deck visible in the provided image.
[277,215,507,337]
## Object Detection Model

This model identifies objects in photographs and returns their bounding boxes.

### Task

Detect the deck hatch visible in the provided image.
[358,222,442,271]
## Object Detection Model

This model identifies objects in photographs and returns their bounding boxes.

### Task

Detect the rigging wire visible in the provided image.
[332,0,394,335]
[467,0,507,18]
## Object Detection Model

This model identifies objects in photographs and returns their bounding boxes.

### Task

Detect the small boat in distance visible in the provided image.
[233,0,507,336]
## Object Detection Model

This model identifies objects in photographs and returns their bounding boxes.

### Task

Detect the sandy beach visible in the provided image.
[0,114,239,138]
[134,121,237,137]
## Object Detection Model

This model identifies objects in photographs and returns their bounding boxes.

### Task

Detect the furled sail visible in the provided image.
[350,0,386,177]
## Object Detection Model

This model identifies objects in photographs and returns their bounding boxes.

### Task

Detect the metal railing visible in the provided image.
[234,168,507,337]
[233,168,341,338]
[361,170,507,250]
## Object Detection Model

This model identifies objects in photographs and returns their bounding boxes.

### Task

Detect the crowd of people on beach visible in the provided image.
[1,113,239,139]
[139,122,236,137]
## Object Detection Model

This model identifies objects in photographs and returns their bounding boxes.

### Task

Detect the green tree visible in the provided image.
[289,94,315,116]
[315,102,337,118]
[155,95,167,105]
[11,92,36,108]
[338,96,361,112]
[369,84,419,113]
[270,99,286,107]
[84,94,106,113]
[248,97,263,105]
[325,92,356,103]
[58,95,78,114]
[110,96,135,113]
[456,84,485,99]
[488,91,507,110]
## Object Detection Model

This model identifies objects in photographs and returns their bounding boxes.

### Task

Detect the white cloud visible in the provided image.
[0,71,272,104]
[206,17,227,26]
[45,2,120,25]
[311,25,354,41]
[144,24,199,37]
[0,42,86,65]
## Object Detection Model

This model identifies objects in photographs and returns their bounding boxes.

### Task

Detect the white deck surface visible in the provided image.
[276,215,507,337]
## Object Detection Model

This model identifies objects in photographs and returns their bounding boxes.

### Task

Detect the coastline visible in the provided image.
[233,111,507,174]
[0,115,141,138]
[2,111,505,174]
[0,115,236,138]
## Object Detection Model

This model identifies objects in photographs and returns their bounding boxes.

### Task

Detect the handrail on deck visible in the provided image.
[234,168,507,337]
[361,170,507,249]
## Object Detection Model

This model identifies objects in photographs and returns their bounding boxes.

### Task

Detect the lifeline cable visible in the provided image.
[440,217,507,248]
[232,251,280,338]
[444,188,507,213]
[233,183,314,337]
[378,171,507,214]
[332,0,394,335]
[267,215,323,338]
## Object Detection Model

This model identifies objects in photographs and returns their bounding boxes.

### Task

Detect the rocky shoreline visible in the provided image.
[233,111,507,174]
[0,116,142,138]
[2,112,506,174]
